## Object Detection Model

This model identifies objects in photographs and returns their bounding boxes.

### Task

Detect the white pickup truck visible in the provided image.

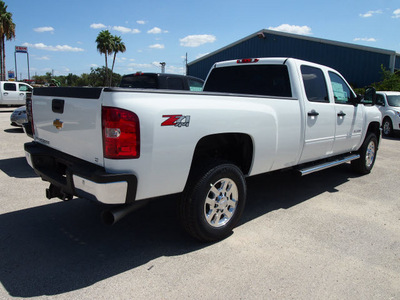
[24,57,381,241]
[0,81,33,105]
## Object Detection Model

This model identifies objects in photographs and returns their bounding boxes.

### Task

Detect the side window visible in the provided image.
[375,94,385,106]
[166,77,184,90]
[188,79,203,91]
[18,84,32,92]
[328,71,354,104]
[301,65,329,103]
[4,83,16,91]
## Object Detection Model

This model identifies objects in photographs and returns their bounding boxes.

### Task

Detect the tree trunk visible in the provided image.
[110,52,117,86]
[0,38,3,81]
[2,39,5,81]
[104,55,108,87]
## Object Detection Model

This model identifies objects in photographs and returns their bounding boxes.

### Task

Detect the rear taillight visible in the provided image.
[26,93,34,136]
[102,106,140,159]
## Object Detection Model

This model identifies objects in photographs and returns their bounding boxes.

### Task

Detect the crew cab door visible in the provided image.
[2,82,18,101]
[17,83,32,102]
[299,65,336,163]
[328,71,364,153]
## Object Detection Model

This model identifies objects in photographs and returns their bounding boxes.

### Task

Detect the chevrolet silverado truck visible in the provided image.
[24,57,381,242]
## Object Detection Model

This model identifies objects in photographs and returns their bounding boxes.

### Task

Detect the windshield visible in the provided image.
[387,95,400,107]
[120,74,158,88]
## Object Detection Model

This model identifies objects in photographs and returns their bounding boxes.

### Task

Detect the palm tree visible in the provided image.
[109,35,126,86]
[95,30,112,86]
[0,1,16,81]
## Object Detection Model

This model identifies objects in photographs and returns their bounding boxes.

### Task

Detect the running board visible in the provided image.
[297,154,360,176]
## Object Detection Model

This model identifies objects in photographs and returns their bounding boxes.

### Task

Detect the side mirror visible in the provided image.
[364,87,377,105]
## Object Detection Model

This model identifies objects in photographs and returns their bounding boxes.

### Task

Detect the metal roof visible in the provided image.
[188,29,400,66]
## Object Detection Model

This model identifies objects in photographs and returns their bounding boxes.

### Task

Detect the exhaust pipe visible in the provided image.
[102,201,148,225]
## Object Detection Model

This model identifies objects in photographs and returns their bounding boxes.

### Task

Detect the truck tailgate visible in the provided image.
[32,87,104,167]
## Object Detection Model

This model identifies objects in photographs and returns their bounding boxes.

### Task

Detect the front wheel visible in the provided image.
[382,118,393,137]
[178,161,246,242]
[351,133,378,174]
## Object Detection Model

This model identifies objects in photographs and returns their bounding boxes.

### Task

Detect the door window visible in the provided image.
[188,78,203,91]
[18,84,32,92]
[328,72,355,104]
[301,65,329,103]
[4,83,16,91]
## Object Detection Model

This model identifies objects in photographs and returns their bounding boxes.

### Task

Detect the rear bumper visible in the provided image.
[24,142,137,204]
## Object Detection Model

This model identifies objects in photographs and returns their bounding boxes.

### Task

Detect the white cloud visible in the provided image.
[268,24,312,35]
[148,27,162,34]
[90,23,107,29]
[127,63,153,69]
[359,10,383,18]
[22,42,84,52]
[112,26,140,34]
[35,56,50,60]
[149,44,165,49]
[354,37,377,42]
[137,20,147,25]
[180,34,216,47]
[33,26,54,33]
[393,8,400,18]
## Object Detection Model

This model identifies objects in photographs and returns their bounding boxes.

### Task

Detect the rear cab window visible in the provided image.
[203,65,292,97]
[119,74,158,88]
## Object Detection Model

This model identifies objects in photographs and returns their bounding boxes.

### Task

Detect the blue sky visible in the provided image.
[4,0,400,79]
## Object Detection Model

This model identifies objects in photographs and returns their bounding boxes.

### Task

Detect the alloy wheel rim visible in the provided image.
[365,140,376,168]
[204,178,238,228]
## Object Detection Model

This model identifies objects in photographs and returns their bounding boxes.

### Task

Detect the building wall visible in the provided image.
[188,31,397,88]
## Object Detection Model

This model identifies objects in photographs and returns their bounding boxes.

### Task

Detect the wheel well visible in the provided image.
[367,121,381,145]
[190,133,253,175]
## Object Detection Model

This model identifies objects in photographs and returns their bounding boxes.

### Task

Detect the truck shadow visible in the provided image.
[0,164,356,297]
[4,128,24,133]
[0,157,39,178]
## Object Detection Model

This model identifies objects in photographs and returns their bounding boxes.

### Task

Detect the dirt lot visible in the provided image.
[0,106,399,299]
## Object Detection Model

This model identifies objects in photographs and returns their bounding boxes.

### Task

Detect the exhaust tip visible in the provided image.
[101,210,116,226]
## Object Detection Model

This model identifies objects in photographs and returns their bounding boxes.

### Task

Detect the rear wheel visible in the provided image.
[351,133,378,174]
[179,161,246,242]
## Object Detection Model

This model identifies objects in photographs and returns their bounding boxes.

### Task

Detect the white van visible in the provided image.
[0,81,33,106]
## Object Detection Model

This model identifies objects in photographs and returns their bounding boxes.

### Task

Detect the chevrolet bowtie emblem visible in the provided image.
[53,119,63,130]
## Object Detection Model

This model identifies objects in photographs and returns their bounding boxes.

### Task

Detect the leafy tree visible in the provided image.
[110,35,126,86]
[0,1,15,81]
[95,30,113,86]
[371,65,400,91]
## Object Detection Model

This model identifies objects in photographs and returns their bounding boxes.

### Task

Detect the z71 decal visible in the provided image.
[161,115,190,127]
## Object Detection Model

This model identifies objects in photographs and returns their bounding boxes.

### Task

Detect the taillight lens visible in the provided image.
[102,106,140,159]
[26,93,34,136]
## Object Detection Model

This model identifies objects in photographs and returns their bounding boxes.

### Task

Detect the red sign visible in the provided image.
[15,46,28,53]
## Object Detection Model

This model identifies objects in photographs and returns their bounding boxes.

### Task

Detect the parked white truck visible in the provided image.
[24,57,381,241]
[0,81,33,105]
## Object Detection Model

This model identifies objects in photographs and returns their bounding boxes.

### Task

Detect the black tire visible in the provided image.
[351,133,378,175]
[382,118,393,137]
[178,161,246,242]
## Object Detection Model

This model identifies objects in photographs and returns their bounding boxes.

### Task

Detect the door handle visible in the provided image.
[19,93,24,96]
[3,92,8,95]
[337,111,346,117]
[307,110,319,117]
